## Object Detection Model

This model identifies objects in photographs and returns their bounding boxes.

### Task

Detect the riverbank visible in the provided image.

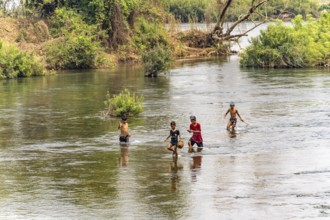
[0,17,120,69]
[0,18,210,75]
[2,13,330,78]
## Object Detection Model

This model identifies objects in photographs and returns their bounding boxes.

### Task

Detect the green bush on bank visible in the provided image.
[319,4,330,12]
[45,35,102,70]
[104,89,144,117]
[49,8,98,38]
[133,16,173,76]
[134,17,169,51]
[0,40,44,79]
[45,8,103,70]
[240,13,330,68]
[142,44,174,77]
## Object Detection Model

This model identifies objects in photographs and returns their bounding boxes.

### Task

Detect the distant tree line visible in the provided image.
[166,0,322,23]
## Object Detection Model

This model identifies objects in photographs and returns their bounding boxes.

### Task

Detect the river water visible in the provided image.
[1,30,330,220]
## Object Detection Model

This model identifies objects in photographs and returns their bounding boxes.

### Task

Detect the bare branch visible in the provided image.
[239,20,266,36]
[212,20,266,42]
[213,0,232,34]
[225,0,267,36]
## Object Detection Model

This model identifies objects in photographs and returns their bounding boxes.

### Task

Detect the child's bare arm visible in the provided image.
[188,129,200,133]
[164,135,171,142]
[237,111,244,121]
[118,122,121,129]
[224,109,229,118]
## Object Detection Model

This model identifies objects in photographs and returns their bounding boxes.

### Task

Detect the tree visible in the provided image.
[211,0,268,42]
[23,0,139,49]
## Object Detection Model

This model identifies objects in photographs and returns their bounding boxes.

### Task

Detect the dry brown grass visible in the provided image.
[0,18,51,56]
[319,0,330,5]
[0,18,19,43]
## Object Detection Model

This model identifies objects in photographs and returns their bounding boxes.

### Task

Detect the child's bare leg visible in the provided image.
[227,121,231,130]
[167,143,174,152]
[232,121,237,129]
[188,141,192,153]
[173,146,178,157]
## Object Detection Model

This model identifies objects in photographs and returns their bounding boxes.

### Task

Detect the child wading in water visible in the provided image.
[118,115,130,144]
[187,116,203,153]
[164,121,181,157]
[224,102,245,130]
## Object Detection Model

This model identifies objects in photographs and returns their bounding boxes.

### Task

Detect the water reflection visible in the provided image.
[228,128,237,138]
[191,154,202,169]
[169,157,183,191]
[190,154,202,182]
[119,146,129,167]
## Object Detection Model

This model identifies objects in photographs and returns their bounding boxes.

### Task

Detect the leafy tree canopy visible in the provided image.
[240,13,330,68]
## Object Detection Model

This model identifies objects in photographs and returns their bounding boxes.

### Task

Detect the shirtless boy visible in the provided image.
[118,115,130,143]
[224,102,244,130]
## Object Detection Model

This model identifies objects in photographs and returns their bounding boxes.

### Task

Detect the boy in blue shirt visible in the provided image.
[164,121,182,157]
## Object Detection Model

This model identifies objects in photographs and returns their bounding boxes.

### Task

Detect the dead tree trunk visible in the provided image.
[211,0,268,42]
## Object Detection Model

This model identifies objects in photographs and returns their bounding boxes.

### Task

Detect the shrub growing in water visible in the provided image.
[142,45,173,77]
[0,40,44,79]
[104,89,144,117]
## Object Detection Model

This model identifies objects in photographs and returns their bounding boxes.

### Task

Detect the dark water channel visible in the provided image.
[1,56,330,219]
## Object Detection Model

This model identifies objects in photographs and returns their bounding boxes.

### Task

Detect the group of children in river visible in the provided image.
[118,102,245,157]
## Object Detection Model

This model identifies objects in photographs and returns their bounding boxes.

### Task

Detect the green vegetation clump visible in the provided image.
[142,45,174,77]
[265,0,319,19]
[104,89,144,117]
[134,17,169,50]
[240,13,330,68]
[0,40,44,79]
[44,8,102,70]
[166,0,212,22]
[319,3,330,12]
[45,35,101,70]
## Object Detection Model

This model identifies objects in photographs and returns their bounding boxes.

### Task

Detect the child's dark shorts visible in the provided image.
[189,138,203,148]
[119,136,129,143]
[170,138,178,146]
[230,117,237,124]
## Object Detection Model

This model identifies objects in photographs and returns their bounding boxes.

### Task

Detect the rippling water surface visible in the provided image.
[1,56,330,219]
